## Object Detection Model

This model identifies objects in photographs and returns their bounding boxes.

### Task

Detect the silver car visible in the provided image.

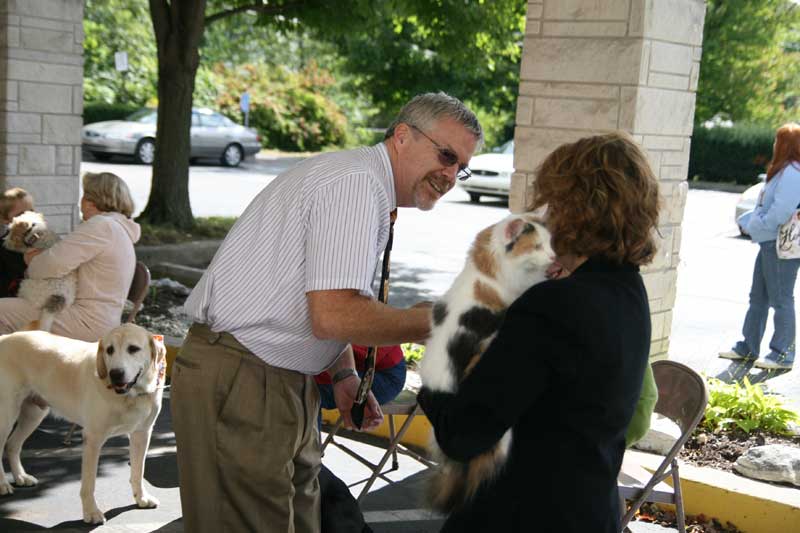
[735,173,766,235]
[81,107,262,167]
[458,140,514,203]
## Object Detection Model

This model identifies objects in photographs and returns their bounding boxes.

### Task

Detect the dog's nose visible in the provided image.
[109,369,126,384]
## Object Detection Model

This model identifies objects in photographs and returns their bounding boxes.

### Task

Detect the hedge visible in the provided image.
[83,102,142,125]
[688,124,775,185]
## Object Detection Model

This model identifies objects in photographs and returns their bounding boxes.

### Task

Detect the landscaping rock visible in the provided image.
[733,444,800,486]
[634,414,682,455]
[151,277,192,296]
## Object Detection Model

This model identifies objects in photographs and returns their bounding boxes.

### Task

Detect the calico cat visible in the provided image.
[419,212,554,512]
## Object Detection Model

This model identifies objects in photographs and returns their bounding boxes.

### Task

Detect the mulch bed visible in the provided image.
[635,503,745,533]
[680,429,800,472]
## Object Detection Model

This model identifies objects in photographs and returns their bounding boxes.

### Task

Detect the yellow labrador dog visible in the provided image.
[0,323,166,524]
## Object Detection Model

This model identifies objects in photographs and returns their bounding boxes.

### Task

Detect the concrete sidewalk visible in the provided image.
[0,393,675,532]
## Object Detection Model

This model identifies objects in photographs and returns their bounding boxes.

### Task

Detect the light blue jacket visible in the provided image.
[738,162,800,243]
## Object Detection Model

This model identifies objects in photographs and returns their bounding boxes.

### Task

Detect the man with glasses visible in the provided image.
[172,92,482,533]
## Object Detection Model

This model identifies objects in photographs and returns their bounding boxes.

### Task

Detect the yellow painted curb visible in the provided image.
[321,408,432,449]
[629,450,800,533]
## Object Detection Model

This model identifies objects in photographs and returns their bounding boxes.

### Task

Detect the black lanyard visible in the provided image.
[351,208,397,429]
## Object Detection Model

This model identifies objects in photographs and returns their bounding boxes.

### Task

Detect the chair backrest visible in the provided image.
[125,261,151,324]
[619,360,709,529]
[652,359,708,438]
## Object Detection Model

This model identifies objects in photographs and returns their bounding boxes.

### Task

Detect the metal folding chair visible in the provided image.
[321,390,435,501]
[618,360,708,532]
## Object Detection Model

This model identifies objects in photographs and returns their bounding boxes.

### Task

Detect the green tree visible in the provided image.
[142,0,526,229]
[84,0,157,105]
[696,0,800,124]
[333,1,526,145]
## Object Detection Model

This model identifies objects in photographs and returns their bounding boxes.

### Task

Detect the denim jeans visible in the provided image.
[317,357,407,427]
[734,241,800,363]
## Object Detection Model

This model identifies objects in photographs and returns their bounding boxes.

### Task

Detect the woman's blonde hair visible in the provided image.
[532,131,660,266]
[82,172,135,218]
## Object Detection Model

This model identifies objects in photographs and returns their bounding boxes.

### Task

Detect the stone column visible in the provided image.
[0,0,85,233]
[513,0,706,359]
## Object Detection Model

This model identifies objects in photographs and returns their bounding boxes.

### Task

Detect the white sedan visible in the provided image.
[735,174,765,235]
[458,140,514,203]
[82,107,262,167]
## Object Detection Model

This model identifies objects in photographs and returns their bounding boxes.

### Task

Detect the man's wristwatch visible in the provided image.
[332,368,358,385]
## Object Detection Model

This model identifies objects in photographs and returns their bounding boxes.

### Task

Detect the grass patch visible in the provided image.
[138,217,237,246]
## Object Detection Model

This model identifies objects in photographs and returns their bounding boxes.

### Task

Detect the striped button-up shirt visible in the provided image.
[184,143,397,374]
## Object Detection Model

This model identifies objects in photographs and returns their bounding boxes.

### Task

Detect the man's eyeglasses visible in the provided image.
[409,124,471,181]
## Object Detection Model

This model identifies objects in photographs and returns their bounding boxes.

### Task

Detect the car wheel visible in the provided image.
[468,192,481,203]
[91,152,113,162]
[135,138,156,165]
[221,143,243,167]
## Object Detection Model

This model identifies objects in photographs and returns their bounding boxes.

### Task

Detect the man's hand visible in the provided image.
[333,375,384,431]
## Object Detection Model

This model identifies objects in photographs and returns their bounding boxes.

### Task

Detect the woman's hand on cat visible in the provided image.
[546,260,569,279]
[23,248,42,265]
[333,376,384,431]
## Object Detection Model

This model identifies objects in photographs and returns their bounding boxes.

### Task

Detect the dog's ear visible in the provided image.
[149,334,166,366]
[96,340,108,379]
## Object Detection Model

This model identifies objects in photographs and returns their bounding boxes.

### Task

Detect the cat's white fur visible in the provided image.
[420,212,554,390]
[419,212,554,511]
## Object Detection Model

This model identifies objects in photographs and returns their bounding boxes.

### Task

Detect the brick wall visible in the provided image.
[513,0,707,358]
[0,0,84,233]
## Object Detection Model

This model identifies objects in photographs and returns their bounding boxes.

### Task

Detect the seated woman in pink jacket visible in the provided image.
[0,172,141,341]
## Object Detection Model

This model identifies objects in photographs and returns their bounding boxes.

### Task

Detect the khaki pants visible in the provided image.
[172,323,321,533]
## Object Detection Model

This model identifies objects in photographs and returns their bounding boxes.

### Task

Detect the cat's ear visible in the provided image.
[504,218,526,244]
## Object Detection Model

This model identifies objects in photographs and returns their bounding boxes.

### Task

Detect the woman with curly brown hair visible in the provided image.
[418,131,660,533]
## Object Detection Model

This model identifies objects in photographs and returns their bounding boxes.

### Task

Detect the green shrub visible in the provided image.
[689,124,775,185]
[204,62,348,152]
[402,343,425,369]
[83,102,143,124]
[702,377,799,435]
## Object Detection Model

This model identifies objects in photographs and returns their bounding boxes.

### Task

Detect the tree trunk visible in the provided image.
[140,1,207,230]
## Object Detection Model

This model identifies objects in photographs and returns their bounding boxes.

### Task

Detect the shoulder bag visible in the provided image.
[777,209,800,259]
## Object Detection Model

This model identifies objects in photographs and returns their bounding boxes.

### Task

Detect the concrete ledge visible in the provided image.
[628,449,800,533]
[321,408,432,450]
[151,262,205,287]
[135,239,221,269]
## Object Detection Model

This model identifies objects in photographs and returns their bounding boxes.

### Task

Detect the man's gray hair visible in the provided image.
[384,92,483,148]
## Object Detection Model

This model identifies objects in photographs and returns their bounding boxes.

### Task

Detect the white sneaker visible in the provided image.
[754,353,794,370]
[718,350,755,361]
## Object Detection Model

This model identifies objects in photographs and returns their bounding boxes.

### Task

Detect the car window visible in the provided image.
[221,115,236,127]
[191,113,200,127]
[199,113,225,127]
[127,109,157,123]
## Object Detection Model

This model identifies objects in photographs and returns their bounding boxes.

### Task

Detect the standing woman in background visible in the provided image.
[720,123,800,371]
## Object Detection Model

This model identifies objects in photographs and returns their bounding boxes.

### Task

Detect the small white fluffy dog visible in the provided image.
[0,324,166,524]
[2,211,77,331]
